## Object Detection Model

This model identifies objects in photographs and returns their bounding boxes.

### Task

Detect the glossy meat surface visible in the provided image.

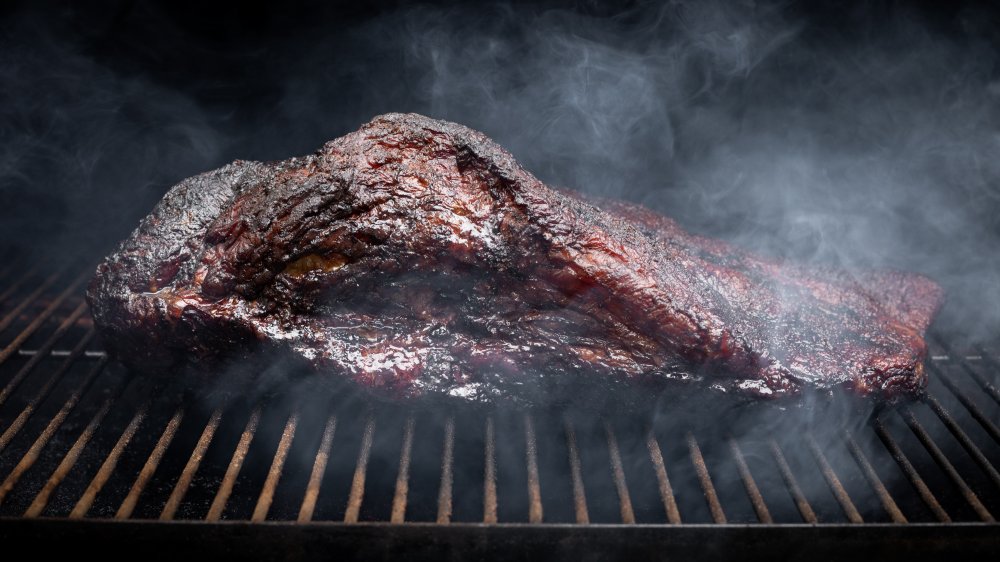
[87,113,943,404]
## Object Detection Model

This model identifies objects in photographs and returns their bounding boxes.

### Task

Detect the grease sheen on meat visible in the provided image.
[87,113,943,405]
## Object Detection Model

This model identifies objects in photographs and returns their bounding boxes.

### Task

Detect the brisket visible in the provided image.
[86,113,943,405]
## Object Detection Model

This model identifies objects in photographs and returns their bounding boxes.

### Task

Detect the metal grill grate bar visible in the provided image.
[932,369,1000,445]
[524,414,543,523]
[297,413,337,523]
[343,413,375,523]
[729,436,772,523]
[0,328,94,453]
[115,407,185,519]
[646,429,680,524]
[1,270,999,528]
[251,411,300,522]
[687,432,726,524]
[435,416,455,524]
[483,416,498,523]
[962,367,1000,406]
[923,396,1000,488]
[69,391,155,518]
[806,433,863,523]
[972,346,1000,401]
[0,270,87,368]
[160,407,225,520]
[933,339,1000,406]
[206,405,263,521]
[769,439,818,523]
[605,421,636,524]
[0,357,108,507]
[389,415,415,523]
[0,268,63,335]
[0,301,88,408]
[898,408,994,522]
[17,350,106,358]
[873,418,950,522]
[23,371,145,517]
[563,416,590,524]
[844,431,907,523]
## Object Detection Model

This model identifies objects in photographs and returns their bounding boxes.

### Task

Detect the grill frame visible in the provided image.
[1,520,998,560]
[1,259,999,557]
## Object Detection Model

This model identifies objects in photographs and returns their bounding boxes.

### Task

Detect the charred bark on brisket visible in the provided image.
[87,113,943,405]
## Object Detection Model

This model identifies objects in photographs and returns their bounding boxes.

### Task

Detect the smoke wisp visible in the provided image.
[2,0,999,523]
[3,0,998,334]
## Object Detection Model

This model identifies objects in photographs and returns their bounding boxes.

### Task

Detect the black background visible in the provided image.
[2,0,998,335]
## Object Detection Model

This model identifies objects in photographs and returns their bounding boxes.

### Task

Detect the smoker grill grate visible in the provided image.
[0,258,998,557]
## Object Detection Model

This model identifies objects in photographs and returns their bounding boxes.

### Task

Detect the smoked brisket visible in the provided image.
[86,113,943,405]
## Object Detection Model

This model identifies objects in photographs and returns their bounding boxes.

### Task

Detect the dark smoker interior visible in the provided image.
[3,0,1000,337]
[0,1,999,559]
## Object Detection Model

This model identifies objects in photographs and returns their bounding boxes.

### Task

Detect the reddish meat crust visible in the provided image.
[87,113,943,405]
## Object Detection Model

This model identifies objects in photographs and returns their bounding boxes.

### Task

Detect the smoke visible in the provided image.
[1,0,998,522]
[344,0,998,337]
[0,6,225,256]
[4,1,997,335]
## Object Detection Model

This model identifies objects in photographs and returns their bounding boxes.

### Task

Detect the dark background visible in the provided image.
[1,0,998,337]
